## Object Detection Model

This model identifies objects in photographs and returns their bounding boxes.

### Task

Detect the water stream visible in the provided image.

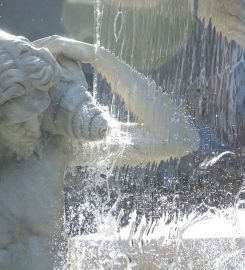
[65,0,245,269]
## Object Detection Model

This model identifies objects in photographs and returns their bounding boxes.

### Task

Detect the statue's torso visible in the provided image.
[0,136,69,270]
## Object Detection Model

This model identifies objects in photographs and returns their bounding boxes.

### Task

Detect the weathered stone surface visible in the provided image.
[0,31,108,270]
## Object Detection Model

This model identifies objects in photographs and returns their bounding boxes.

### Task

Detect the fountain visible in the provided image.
[64,0,245,269]
[0,0,244,269]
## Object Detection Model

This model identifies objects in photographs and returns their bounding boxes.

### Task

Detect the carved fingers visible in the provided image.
[33,35,67,56]
[33,35,96,64]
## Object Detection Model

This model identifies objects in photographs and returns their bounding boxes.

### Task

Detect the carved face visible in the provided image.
[0,90,50,159]
[0,117,41,159]
[0,31,60,159]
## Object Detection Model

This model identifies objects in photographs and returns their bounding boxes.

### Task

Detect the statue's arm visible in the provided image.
[33,36,95,64]
[34,36,199,163]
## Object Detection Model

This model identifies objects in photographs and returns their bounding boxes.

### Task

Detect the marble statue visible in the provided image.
[0,31,108,270]
[0,30,199,270]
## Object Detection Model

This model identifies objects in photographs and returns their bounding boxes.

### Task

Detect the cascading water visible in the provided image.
[65,0,245,269]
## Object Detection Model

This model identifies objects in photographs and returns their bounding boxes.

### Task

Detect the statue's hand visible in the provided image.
[33,35,95,64]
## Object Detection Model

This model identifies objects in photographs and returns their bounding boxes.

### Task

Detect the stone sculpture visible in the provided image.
[0,30,199,270]
[0,31,108,270]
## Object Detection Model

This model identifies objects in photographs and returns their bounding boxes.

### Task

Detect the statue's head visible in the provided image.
[0,30,61,105]
[0,90,51,159]
[0,31,61,159]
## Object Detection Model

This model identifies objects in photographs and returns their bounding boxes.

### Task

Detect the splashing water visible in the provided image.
[66,0,245,269]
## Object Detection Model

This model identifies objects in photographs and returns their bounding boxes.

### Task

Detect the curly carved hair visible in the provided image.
[0,31,61,106]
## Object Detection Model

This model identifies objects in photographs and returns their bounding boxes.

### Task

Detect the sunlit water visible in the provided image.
[65,0,245,269]
[67,208,245,269]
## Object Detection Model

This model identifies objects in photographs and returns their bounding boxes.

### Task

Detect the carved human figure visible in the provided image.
[0,31,108,270]
[0,31,199,270]
[2,1,245,267]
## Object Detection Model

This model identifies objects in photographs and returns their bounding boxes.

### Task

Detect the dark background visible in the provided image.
[0,0,65,40]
